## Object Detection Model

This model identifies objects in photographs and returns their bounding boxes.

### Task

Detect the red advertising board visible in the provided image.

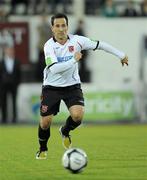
[0,22,29,64]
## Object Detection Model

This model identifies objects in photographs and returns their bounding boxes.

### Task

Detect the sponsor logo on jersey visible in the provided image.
[68,46,74,52]
[57,55,73,62]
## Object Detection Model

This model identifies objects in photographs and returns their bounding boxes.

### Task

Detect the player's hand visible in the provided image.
[74,52,83,61]
[121,56,128,66]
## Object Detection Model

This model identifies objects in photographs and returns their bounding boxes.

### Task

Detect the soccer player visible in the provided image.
[36,13,128,159]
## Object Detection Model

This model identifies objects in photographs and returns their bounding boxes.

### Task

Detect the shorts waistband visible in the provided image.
[42,84,81,91]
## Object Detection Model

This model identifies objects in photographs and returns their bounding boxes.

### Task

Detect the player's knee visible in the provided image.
[40,116,52,129]
[71,112,83,122]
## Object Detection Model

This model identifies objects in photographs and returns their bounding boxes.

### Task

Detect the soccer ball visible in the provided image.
[62,148,88,173]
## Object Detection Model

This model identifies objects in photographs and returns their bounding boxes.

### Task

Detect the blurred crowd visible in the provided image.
[0,0,147,20]
[0,0,73,19]
[85,0,147,17]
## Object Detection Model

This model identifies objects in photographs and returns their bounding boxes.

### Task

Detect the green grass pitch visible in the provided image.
[0,124,147,180]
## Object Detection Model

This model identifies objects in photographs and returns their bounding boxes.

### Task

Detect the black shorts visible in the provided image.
[40,84,84,116]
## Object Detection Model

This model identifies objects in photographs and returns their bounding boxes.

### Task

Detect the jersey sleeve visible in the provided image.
[98,41,125,60]
[76,35,99,50]
[44,43,58,66]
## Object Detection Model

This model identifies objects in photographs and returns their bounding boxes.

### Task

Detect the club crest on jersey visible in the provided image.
[68,46,74,52]
[41,105,48,113]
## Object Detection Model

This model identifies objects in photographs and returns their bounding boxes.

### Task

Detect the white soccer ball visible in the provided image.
[62,148,88,173]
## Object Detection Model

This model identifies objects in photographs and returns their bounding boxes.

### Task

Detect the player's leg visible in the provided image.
[60,84,84,149]
[36,86,61,159]
[61,105,84,135]
[59,105,84,149]
[36,115,53,159]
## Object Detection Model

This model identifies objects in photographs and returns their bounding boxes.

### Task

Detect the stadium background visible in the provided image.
[0,0,147,123]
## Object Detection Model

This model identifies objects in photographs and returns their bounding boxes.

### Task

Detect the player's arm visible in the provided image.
[50,52,82,74]
[98,41,128,66]
[44,44,82,74]
[50,57,77,74]
[76,35,128,66]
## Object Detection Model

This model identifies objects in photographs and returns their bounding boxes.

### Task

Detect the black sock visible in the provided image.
[62,116,81,136]
[38,125,50,151]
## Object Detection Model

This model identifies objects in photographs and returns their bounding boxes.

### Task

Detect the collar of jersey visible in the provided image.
[53,35,70,42]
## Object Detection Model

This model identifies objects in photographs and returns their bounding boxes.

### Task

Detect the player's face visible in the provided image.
[52,18,68,41]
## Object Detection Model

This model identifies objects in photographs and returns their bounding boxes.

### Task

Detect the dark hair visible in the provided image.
[51,13,68,26]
